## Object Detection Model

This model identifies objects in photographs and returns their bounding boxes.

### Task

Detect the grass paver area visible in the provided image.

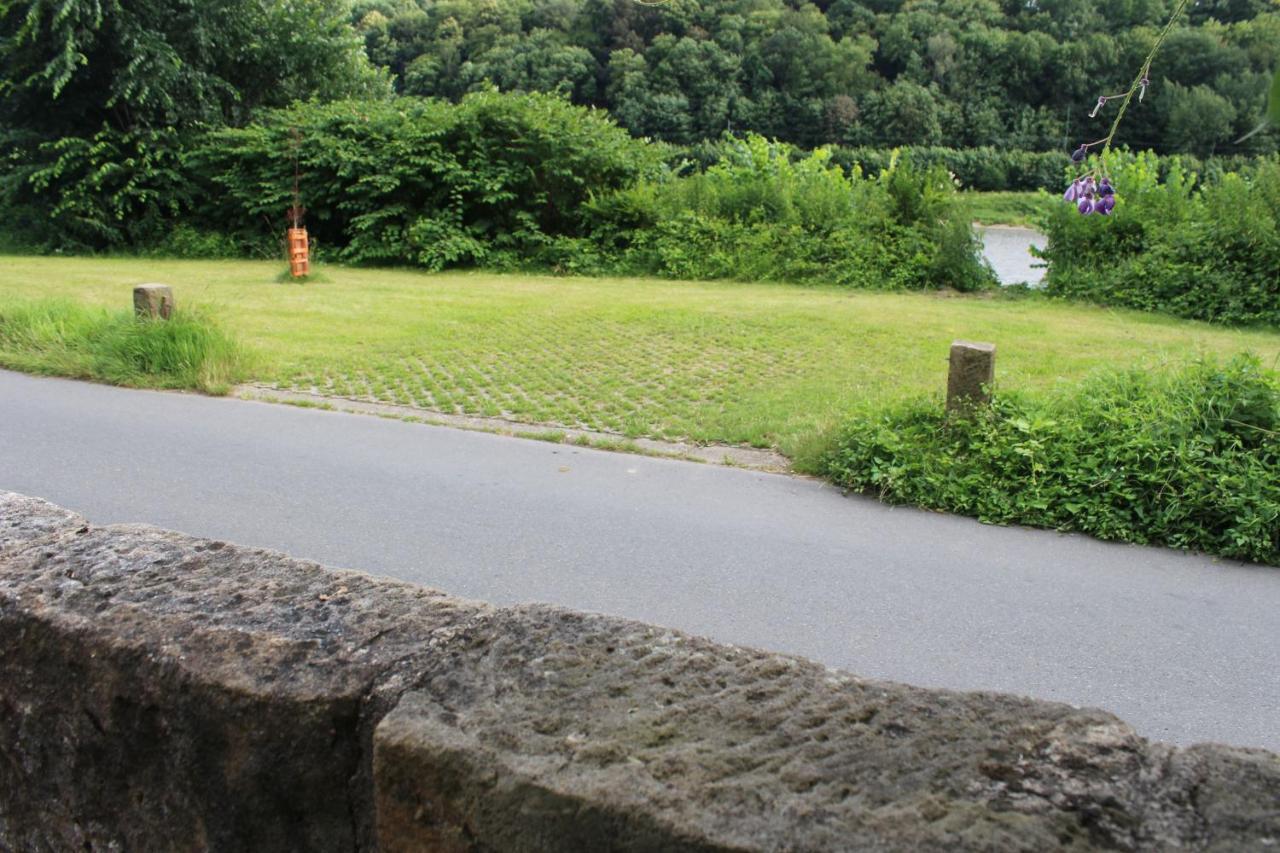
[4,255,1280,459]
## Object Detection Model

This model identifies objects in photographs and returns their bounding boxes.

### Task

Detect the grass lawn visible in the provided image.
[3,255,1279,461]
[966,191,1055,227]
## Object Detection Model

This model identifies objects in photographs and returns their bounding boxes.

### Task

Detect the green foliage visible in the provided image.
[1270,66,1280,125]
[821,355,1280,566]
[0,0,387,137]
[966,191,1054,227]
[192,91,660,268]
[0,298,246,393]
[0,0,389,251]
[0,126,193,250]
[347,0,1280,156]
[829,147,1075,192]
[582,137,993,291]
[1043,151,1280,325]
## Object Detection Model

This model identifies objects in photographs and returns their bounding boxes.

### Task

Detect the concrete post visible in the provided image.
[133,284,175,320]
[946,341,995,414]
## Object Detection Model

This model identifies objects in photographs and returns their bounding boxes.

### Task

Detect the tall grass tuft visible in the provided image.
[0,299,246,394]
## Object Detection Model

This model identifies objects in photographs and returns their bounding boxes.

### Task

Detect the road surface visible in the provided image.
[2,369,1276,750]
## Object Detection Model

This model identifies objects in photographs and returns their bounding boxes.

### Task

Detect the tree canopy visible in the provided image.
[0,0,387,138]
[350,0,1280,155]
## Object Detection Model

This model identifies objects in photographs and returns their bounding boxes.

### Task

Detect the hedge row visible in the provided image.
[1043,152,1280,326]
[677,140,1274,192]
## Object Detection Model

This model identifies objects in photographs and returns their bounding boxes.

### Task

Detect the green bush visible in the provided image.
[584,137,994,291]
[1043,152,1280,326]
[831,146,1069,192]
[0,95,994,289]
[677,141,1277,193]
[0,299,246,394]
[819,355,1280,565]
[0,127,194,251]
[191,91,661,268]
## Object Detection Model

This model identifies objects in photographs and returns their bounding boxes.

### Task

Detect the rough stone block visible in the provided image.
[947,340,996,414]
[0,518,485,852]
[1,493,1278,852]
[133,283,175,319]
[0,491,85,551]
[373,605,1280,852]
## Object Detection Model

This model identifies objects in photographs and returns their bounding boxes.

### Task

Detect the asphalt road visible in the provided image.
[2,369,1277,751]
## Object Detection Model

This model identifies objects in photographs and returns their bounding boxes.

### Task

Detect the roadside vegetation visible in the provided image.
[3,256,1278,459]
[0,299,245,394]
[822,355,1280,566]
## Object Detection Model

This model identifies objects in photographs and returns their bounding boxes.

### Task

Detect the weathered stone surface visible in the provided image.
[0,491,85,550]
[0,516,487,852]
[947,340,996,414]
[373,607,1280,852]
[1,492,1278,852]
[133,283,175,319]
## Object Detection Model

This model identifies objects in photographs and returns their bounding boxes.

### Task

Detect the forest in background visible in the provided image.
[349,0,1280,155]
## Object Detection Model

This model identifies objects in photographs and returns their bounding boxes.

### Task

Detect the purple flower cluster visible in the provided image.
[1063,175,1115,216]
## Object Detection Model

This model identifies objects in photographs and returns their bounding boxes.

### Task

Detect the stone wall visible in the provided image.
[2,490,1277,851]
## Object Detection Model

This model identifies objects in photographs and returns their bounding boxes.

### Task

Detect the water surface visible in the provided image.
[979,225,1047,286]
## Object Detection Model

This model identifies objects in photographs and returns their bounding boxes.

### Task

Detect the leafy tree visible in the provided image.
[0,0,387,136]
[860,81,944,146]
[340,0,1279,155]
[1164,82,1238,155]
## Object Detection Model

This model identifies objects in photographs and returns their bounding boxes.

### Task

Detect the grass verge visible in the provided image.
[2,256,1279,460]
[0,298,246,394]
[967,191,1054,227]
[820,355,1280,565]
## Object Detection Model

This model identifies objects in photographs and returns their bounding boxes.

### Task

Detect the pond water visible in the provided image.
[978,225,1047,287]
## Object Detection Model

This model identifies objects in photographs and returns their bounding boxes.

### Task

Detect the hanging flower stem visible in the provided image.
[1064,0,1192,215]
[1098,0,1193,170]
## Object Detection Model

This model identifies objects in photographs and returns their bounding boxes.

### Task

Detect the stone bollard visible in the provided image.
[946,340,995,415]
[133,284,175,320]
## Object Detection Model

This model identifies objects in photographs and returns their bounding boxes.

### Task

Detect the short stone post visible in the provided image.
[133,284,175,320]
[946,340,995,415]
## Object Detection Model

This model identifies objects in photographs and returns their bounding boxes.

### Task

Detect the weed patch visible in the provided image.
[0,298,246,394]
[820,355,1280,565]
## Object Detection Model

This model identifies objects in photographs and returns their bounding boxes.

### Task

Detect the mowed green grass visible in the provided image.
[3,255,1279,459]
[966,191,1055,227]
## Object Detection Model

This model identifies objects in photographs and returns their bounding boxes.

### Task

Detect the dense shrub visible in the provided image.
[831,147,1069,192]
[0,94,995,289]
[1043,152,1280,326]
[677,141,1277,192]
[581,137,994,291]
[0,127,195,251]
[820,356,1280,566]
[191,91,661,269]
[0,299,246,394]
